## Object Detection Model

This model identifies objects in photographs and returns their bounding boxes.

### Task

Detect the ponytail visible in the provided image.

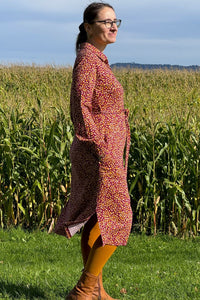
[76,23,87,54]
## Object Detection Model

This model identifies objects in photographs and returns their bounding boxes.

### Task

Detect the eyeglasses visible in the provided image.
[94,19,121,29]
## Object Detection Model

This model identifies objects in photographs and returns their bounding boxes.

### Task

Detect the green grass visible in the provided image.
[0,228,200,299]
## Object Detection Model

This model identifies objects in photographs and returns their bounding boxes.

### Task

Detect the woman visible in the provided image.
[55,2,133,299]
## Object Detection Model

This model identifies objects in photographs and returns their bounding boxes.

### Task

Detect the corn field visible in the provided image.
[0,65,200,236]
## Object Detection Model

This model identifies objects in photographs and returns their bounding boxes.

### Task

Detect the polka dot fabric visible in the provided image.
[54,43,132,246]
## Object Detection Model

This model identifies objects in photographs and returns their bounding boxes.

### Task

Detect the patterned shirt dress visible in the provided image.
[54,42,132,246]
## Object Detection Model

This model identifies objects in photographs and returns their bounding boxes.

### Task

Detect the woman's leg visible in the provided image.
[80,215,118,300]
[85,235,116,276]
[81,214,100,266]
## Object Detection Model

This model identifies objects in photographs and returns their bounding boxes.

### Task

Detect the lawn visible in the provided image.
[0,228,200,299]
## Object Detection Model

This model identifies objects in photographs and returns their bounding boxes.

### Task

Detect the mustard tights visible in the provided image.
[81,214,117,276]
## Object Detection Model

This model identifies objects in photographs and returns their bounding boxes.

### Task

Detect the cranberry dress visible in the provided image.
[54,43,132,246]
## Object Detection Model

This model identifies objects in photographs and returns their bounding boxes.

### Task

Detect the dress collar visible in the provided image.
[80,42,109,64]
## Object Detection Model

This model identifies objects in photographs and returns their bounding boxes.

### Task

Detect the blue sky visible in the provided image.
[1,0,200,66]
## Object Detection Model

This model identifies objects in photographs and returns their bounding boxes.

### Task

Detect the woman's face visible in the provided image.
[85,7,119,51]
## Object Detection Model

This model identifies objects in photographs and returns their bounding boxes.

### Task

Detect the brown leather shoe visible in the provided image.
[92,272,119,300]
[66,270,98,300]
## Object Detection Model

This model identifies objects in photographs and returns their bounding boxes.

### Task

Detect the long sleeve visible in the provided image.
[70,56,107,159]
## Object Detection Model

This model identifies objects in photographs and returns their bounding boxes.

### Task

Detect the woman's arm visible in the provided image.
[70,56,107,159]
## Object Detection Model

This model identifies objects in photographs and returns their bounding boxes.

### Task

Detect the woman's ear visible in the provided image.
[84,23,91,35]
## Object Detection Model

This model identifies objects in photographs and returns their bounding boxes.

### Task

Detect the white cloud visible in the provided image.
[0,0,200,65]
[0,0,94,16]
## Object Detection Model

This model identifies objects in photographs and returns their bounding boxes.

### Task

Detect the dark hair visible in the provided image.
[76,2,114,53]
